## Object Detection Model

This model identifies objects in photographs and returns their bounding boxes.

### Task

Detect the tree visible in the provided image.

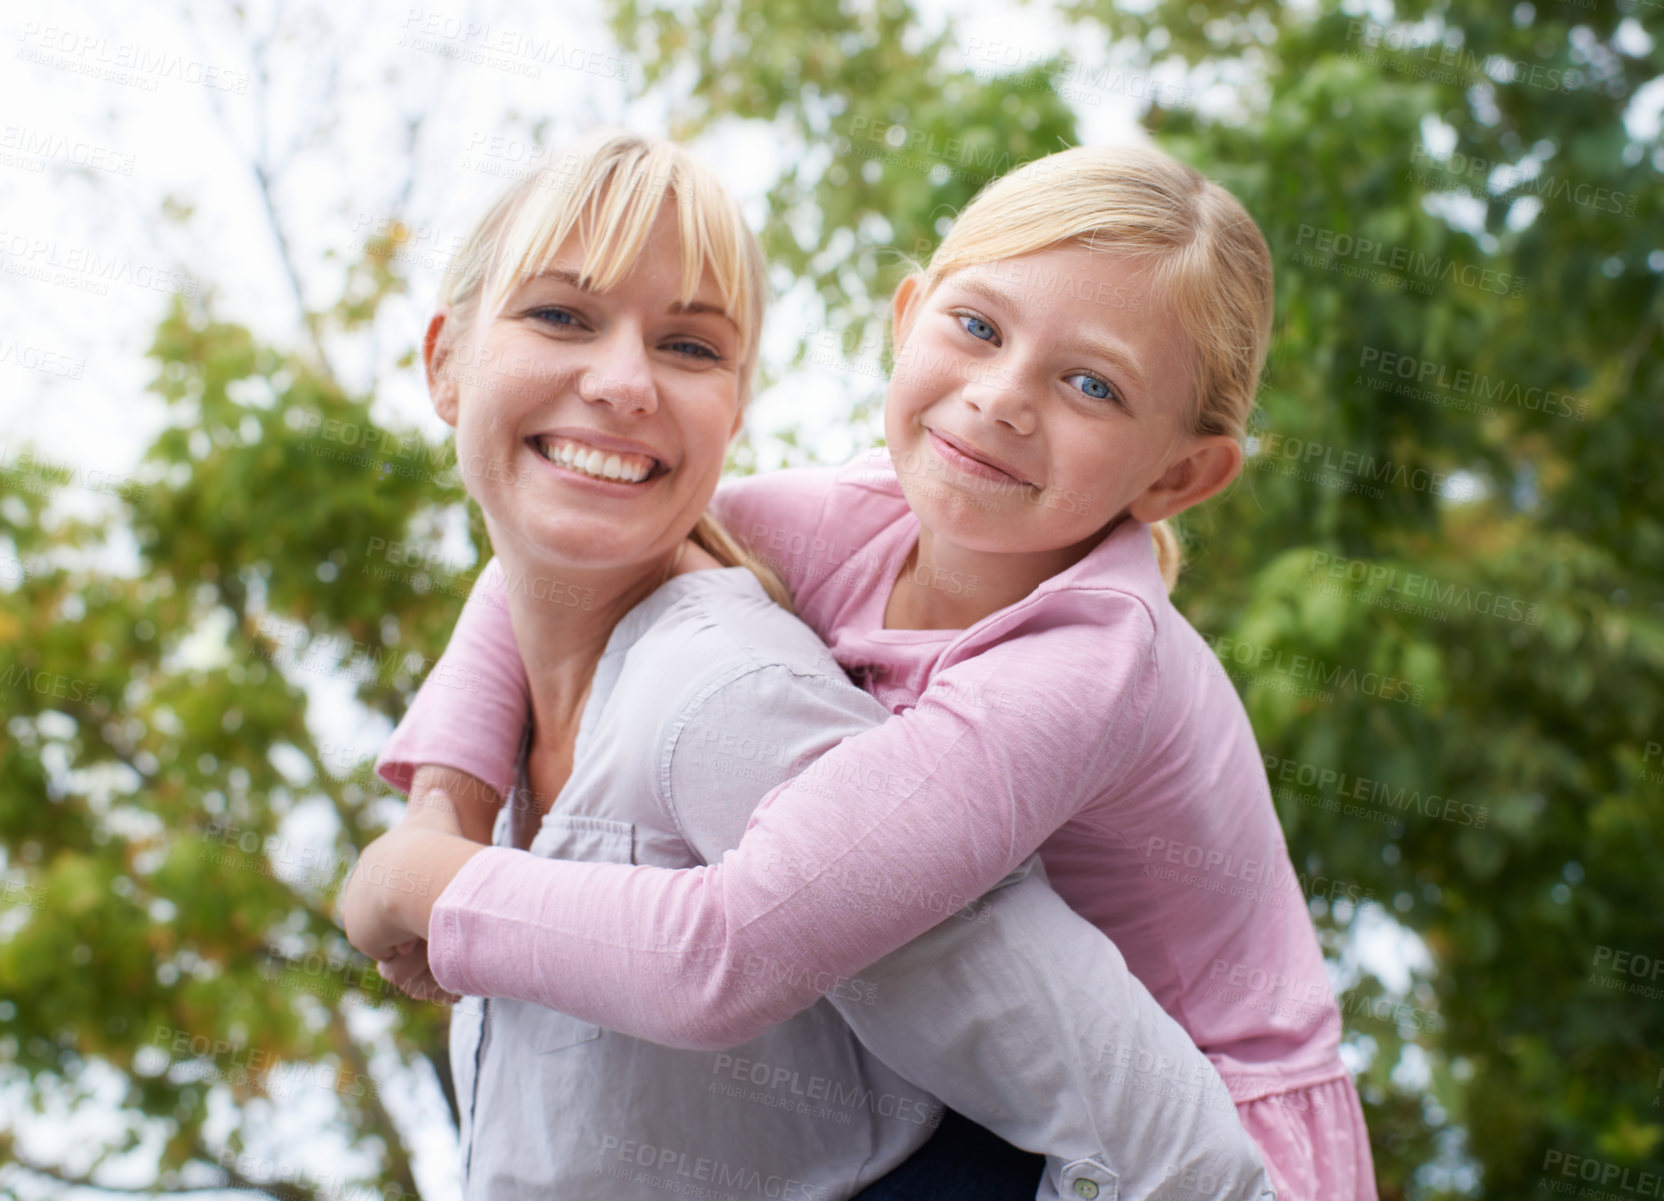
[0,3,475,1192]
[3,0,1658,1195]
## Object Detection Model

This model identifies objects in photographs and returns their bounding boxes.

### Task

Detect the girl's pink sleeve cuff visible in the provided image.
[425,845,519,997]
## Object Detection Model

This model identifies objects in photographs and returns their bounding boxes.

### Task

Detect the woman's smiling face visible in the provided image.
[426,202,744,576]
[883,241,1221,556]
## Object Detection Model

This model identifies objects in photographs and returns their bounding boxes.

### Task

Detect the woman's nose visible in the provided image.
[577,329,657,414]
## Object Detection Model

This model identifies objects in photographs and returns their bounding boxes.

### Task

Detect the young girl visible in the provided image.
[373,142,1376,1199]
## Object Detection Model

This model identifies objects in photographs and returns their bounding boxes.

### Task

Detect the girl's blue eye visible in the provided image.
[530,307,579,327]
[959,315,997,342]
[1069,373,1116,403]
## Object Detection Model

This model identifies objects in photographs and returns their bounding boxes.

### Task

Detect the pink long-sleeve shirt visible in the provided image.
[379,450,1378,1200]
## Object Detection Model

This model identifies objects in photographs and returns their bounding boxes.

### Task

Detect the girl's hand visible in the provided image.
[377,938,461,1006]
[339,830,420,961]
[339,824,486,961]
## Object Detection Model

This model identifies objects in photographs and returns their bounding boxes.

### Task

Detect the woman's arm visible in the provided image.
[422,606,1157,1047]
[833,858,1273,1200]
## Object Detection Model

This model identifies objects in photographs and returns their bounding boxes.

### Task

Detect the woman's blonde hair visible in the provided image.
[899,143,1274,592]
[436,128,790,607]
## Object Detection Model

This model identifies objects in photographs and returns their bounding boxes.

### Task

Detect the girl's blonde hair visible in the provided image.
[900,143,1274,592]
[436,128,790,607]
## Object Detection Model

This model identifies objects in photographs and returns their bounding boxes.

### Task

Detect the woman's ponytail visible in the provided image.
[690,512,795,611]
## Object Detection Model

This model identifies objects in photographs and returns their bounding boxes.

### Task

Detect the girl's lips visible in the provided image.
[926,429,1033,488]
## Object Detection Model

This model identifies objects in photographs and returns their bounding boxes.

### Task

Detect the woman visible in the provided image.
[340,130,1271,1199]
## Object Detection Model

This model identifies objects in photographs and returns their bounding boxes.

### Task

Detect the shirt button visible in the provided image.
[1072,1181,1100,1200]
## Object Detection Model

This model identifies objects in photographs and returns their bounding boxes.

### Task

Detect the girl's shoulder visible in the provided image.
[954,522,1171,670]
[711,450,902,533]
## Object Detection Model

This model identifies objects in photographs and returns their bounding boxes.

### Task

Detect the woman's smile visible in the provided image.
[525,431,668,488]
[430,201,744,576]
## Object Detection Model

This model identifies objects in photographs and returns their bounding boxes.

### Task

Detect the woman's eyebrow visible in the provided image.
[667,298,737,327]
[522,268,736,328]
[527,267,587,290]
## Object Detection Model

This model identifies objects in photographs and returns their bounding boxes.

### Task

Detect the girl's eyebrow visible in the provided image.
[1058,332,1149,403]
[525,268,737,328]
[950,274,1150,401]
[948,274,1018,312]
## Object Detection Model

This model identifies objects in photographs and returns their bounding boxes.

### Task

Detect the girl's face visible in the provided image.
[425,203,745,577]
[884,242,1238,556]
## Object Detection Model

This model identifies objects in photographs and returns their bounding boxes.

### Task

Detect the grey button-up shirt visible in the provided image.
[450,568,1274,1201]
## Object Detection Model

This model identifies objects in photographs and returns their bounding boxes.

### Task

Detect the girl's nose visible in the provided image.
[962,365,1036,435]
[577,330,657,414]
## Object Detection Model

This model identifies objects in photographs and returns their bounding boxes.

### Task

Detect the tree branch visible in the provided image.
[185,1,343,390]
[328,1009,422,1199]
[0,1141,316,1200]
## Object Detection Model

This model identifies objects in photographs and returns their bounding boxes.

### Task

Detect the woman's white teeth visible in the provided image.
[539,438,653,483]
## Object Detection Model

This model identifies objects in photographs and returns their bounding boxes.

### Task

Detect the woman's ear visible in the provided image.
[1127,435,1244,525]
[890,274,924,349]
[423,308,460,427]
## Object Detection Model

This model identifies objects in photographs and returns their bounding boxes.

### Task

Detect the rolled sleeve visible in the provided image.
[829,856,1275,1201]
[662,663,889,865]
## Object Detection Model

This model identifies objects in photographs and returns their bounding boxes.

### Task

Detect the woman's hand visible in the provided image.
[339,823,487,962]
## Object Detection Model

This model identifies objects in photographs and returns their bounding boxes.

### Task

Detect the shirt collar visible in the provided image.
[840,448,1170,614]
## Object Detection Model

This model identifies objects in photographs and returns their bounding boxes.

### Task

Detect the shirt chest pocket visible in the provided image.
[526,813,636,864]
[523,812,636,1054]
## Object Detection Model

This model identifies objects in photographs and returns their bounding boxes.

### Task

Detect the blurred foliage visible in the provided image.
[618,0,1664,1194]
[1,0,1660,1196]
[0,231,476,1190]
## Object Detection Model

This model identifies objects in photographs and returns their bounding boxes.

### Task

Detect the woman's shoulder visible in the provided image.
[618,568,872,711]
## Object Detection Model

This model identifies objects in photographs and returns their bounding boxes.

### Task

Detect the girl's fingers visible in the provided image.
[377,947,425,988]
[376,943,459,1005]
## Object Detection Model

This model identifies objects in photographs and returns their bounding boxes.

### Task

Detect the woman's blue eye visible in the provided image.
[959,315,997,342]
[530,307,578,327]
[1069,373,1116,403]
[668,339,720,362]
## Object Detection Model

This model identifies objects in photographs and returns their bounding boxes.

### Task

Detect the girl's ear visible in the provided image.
[423,308,460,427]
[1127,435,1243,525]
[890,274,925,348]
